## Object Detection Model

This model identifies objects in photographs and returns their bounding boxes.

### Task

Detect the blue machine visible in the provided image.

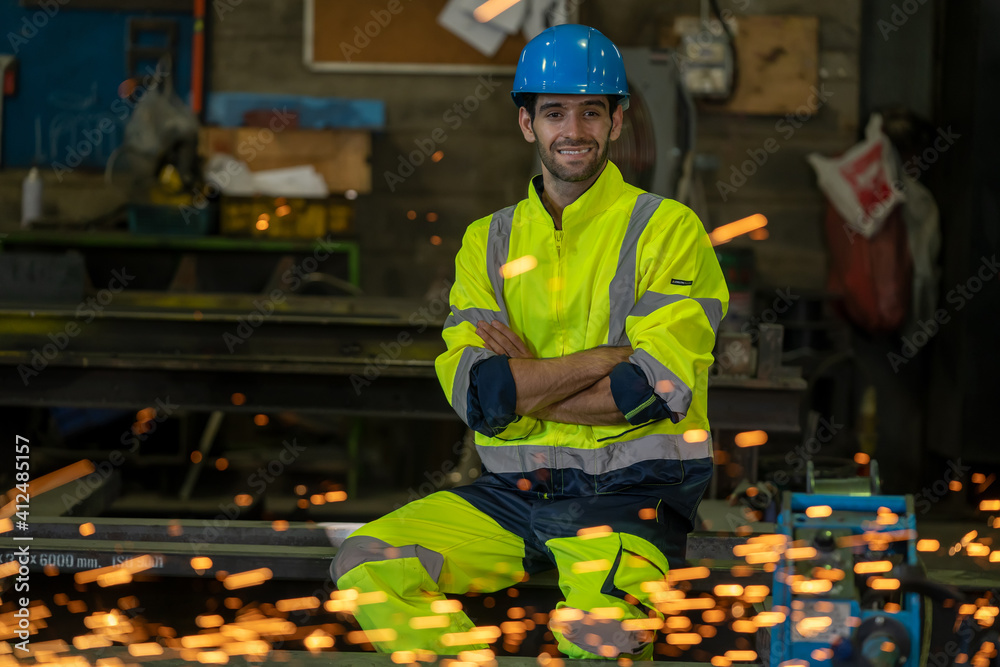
[770,493,922,667]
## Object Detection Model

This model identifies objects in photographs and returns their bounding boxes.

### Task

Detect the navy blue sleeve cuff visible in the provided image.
[609,362,673,426]
[466,354,519,437]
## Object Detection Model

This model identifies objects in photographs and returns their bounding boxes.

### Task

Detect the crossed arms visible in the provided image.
[475,319,633,426]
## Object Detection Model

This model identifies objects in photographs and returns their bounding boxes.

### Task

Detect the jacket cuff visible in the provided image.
[610,362,673,426]
[467,354,519,437]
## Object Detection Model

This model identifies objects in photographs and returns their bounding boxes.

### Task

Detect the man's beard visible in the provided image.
[535,131,611,183]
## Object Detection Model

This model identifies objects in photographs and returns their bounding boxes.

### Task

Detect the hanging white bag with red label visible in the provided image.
[808,113,905,239]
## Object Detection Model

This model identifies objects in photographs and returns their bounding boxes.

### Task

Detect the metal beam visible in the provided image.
[3,520,765,587]
[0,366,457,416]
[0,294,805,430]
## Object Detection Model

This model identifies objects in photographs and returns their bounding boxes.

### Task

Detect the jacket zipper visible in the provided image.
[553,230,565,356]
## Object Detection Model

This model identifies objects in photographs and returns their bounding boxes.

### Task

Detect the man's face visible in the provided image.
[518,94,623,184]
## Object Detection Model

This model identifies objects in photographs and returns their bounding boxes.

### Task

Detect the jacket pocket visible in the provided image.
[590,421,655,443]
[594,458,686,493]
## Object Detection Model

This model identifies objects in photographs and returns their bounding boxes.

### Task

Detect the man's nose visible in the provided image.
[562,113,585,140]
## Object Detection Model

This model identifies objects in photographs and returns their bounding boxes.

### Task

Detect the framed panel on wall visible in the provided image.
[303,0,530,74]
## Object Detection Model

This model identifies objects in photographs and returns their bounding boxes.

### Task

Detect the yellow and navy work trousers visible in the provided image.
[331,471,705,660]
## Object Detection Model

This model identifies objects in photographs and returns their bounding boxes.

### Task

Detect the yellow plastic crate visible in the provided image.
[219,196,354,238]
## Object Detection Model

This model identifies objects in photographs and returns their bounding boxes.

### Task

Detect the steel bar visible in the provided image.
[3,521,765,586]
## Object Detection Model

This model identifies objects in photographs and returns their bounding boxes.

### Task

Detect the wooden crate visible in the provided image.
[200,127,372,194]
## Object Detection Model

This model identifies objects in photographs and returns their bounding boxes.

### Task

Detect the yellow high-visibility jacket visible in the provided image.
[435,161,729,522]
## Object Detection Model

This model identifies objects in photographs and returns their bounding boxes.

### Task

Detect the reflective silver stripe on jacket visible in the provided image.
[607,193,664,346]
[331,535,444,583]
[629,291,724,335]
[451,346,494,427]
[630,348,693,417]
[486,205,516,326]
[444,306,504,329]
[475,432,712,475]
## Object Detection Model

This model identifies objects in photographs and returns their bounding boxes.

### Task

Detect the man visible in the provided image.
[332,24,729,660]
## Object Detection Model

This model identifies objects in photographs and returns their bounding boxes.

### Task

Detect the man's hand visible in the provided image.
[476,320,535,359]
[528,375,630,426]
[508,345,633,415]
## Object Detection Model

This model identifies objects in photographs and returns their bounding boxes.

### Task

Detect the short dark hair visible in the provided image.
[520,93,620,122]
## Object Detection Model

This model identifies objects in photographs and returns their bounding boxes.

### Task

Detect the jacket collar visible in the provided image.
[525,160,627,229]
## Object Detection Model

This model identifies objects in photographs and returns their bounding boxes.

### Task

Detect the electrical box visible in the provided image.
[673,16,735,98]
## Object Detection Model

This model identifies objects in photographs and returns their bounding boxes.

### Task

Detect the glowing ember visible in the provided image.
[191,557,213,571]
[275,597,320,612]
[222,568,273,590]
[734,430,767,447]
[500,255,538,279]
[668,566,710,582]
[576,525,613,539]
[571,559,611,574]
[683,429,709,443]
[127,643,163,656]
[805,505,832,518]
[754,611,786,627]
[854,560,893,574]
[409,616,451,629]
[724,650,758,661]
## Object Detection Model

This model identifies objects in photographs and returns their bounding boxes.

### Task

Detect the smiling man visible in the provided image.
[332,25,729,660]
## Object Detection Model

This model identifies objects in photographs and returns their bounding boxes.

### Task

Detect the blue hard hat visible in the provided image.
[511,24,630,111]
